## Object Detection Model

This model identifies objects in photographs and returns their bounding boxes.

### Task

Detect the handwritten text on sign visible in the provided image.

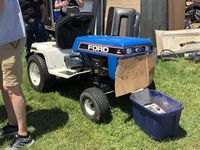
[115,54,150,97]
[118,56,148,81]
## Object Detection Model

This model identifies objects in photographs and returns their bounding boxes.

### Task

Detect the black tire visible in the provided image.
[80,87,111,123]
[27,54,55,92]
[160,49,178,61]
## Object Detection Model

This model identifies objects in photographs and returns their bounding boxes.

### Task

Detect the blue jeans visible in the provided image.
[25,19,47,60]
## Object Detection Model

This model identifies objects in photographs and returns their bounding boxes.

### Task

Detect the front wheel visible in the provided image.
[27,54,55,92]
[80,87,111,123]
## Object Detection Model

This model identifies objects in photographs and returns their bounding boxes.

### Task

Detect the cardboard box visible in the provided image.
[115,53,155,97]
[155,29,200,54]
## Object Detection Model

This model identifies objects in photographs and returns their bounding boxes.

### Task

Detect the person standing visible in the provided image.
[0,0,34,149]
[54,0,85,16]
[19,0,48,60]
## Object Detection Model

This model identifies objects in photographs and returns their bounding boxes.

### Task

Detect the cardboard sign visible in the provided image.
[115,53,155,97]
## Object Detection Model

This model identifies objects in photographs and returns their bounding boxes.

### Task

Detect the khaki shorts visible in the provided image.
[0,37,26,87]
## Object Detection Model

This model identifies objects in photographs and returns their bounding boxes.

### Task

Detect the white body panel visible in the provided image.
[30,41,91,79]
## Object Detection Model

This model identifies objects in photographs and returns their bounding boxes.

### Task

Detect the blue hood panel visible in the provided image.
[72,35,152,51]
[72,35,153,80]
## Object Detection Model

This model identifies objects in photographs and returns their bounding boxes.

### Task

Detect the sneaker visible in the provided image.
[5,133,34,150]
[0,123,18,137]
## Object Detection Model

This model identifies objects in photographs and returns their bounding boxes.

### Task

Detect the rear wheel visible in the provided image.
[80,87,111,123]
[27,54,55,92]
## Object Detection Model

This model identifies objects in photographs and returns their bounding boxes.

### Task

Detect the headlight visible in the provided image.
[125,45,152,55]
[134,47,145,53]
[145,46,150,52]
[126,48,133,54]
[145,45,153,52]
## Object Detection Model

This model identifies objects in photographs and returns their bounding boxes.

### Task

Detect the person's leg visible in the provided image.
[1,37,28,136]
[0,51,18,137]
[3,85,27,136]
[1,38,34,149]
[25,23,35,60]
[35,20,48,42]
[0,84,17,126]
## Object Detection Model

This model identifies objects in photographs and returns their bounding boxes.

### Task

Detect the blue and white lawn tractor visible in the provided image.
[27,12,156,123]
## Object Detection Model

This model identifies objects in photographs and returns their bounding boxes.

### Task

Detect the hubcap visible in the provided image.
[84,99,95,116]
[29,62,41,86]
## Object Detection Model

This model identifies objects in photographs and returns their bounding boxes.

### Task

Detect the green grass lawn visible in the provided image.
[1,58,200,150]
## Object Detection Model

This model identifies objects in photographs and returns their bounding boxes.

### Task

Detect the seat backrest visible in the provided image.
[106,7,138,37]
[133,12,140,37]
[55,12,94,49]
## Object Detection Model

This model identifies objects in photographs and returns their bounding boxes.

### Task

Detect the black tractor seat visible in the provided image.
[55,12,94,49]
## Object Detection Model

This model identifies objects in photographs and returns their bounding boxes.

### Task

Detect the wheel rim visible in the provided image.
[84,99,95,116]
[29,62,41,86]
